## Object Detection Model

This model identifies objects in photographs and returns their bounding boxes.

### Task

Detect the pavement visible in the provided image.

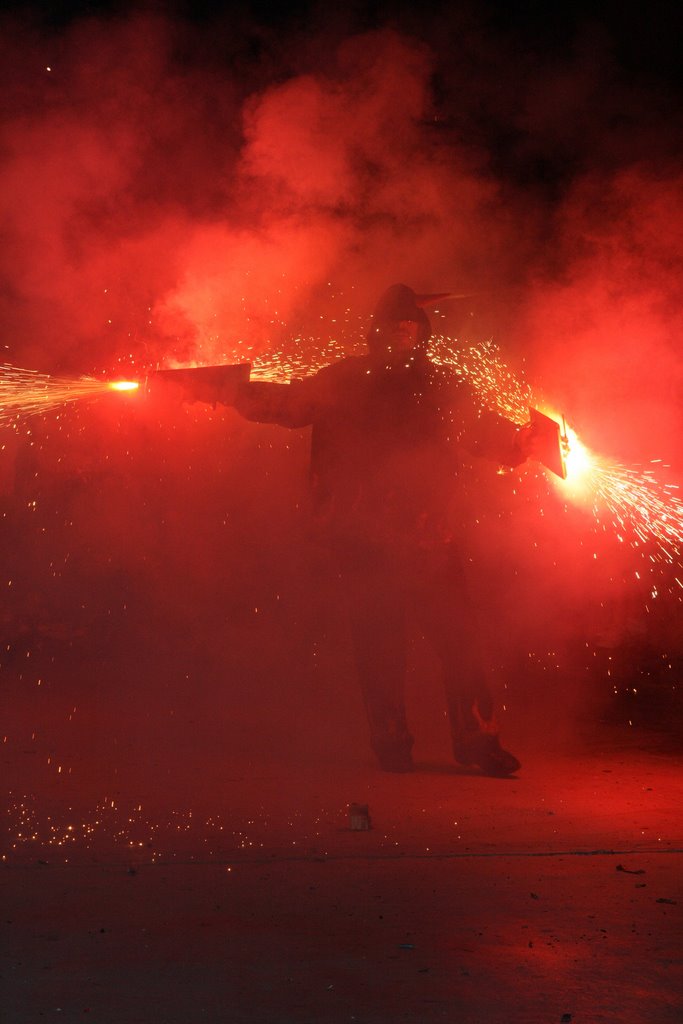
[2,727,682,1024]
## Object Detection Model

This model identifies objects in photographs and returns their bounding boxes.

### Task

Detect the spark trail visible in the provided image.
[429,334,531,423]
[564,444,683,588]
[249,336,357,383]
[246,332,683,585]
[248,331,533,425]
[2,336,681,586]
[0,364,138,426]
[431,338,683,591]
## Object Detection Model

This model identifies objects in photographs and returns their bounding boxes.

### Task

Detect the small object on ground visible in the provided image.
[349,803,371,830]
[656,897,677,905]
[560,1015,572,1023]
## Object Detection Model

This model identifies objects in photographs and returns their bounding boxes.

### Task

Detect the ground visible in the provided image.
[2,714,681,1023]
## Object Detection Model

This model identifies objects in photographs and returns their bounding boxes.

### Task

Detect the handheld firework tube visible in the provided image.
[148,362,252,407]
[528,407,568,479]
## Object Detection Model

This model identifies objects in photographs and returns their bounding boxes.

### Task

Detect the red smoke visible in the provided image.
[516,168,683,467]
[0,16,532,375]
[1,5,681,787]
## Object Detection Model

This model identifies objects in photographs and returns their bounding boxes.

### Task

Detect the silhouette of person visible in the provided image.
[226,284,532,774]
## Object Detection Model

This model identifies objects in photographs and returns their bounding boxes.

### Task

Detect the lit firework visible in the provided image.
[552,427,683,591]
[245,330,682,574]
[427,337,683,592]
[0,363,138,426]
[3,334,681,589]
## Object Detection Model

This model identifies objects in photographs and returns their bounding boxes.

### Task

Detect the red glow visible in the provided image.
[544,416,596,504]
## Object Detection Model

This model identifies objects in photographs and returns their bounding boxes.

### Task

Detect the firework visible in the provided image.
[0,364,138,426]
[552,434,683,585]
[426,337,683,586]
[3,334,681,587]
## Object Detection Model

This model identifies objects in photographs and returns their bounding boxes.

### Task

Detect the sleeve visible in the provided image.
[233,374,324,429]
[446,377,526,467]
[464,407,527,467]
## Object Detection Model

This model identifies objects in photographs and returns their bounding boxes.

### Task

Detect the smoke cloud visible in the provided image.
[1,2,682,798]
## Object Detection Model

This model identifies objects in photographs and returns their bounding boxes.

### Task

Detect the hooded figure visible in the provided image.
[367,282,432,350]
[229,284,527,775]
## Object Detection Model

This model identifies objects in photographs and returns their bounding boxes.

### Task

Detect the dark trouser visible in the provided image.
[338,541,496,765]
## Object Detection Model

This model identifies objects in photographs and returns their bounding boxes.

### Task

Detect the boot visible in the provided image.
[453,732,521,776]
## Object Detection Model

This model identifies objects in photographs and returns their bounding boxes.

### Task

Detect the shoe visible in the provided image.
[453,734,521,777]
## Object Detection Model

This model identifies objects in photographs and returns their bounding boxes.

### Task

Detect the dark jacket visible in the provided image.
[235,352,523,549]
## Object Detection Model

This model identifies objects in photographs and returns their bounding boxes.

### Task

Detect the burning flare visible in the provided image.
[0,364,138,425]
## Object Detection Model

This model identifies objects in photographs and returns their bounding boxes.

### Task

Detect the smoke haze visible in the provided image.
[1,1,682,810]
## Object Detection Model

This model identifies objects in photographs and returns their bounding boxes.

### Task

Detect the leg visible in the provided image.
[412,554,520,776]
[340,550,414,772]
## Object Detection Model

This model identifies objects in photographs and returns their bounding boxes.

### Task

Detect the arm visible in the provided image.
[148,362,324,430]
[467,408,530,468]
[233,378,320,429]
[233,357,350,429]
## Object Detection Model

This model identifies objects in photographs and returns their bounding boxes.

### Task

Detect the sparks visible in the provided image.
[427,342,683,575]
[247,331,533,424]
[0,364,138,425]
[428,334,532,424]
[249,336,353,383]
[578,454,683,563]
[243,331,683,583]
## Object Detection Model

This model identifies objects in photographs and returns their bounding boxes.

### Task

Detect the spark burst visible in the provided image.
[430,339,683,583]
[430,339,683,590]
[247,329,532,427]
[3,333,681,589]
[557,432,683,585]
[249,336,358,382]
[245,330,683,586]
[429,334,531,423]
[0,364,138,426]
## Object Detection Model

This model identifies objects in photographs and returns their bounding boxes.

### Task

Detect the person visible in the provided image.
[223,284,533,775]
